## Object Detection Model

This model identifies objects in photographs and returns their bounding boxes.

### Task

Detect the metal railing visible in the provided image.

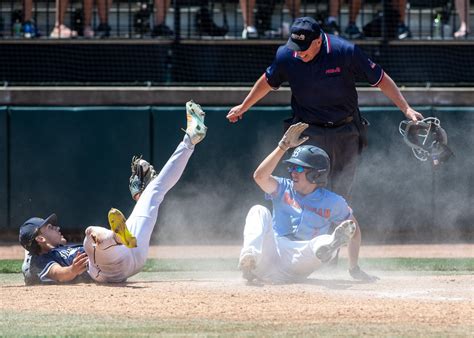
[0,0,470,40]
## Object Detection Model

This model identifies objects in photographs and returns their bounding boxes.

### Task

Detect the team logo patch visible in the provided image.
[291,33,306,41]
[292,147,302,157]
[325,67,341,74]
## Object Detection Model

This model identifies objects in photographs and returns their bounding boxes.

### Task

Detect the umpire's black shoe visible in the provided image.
[349,265,379,282]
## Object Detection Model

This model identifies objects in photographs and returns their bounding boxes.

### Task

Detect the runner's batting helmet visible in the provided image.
[284,145,330,185]
[399,117,454,166]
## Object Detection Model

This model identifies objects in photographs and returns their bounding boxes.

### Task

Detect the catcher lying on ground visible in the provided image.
[19,101,207,285]
[238,122,378,284]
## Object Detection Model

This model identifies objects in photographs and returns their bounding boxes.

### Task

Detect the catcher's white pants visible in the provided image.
[84,137,194,282]
[241,205,334,283]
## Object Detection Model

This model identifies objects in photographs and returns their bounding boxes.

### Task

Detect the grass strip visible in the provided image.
[2,311,471,337]
[1,257,473,274]
[0,260,23,273]
[358,257,474,271]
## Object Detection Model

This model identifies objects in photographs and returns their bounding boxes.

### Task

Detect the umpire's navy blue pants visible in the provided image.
[302,122,360,202]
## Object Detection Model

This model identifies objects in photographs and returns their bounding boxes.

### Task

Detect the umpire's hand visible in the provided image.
[405,107,424,121]
[226,104,245,123]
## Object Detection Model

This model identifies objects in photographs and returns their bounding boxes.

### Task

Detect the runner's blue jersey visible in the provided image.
[28,245,91,283]
[265,33,384,124]
[267,177,352,240]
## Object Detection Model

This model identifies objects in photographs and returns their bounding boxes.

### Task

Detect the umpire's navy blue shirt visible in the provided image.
[265,33,384,124]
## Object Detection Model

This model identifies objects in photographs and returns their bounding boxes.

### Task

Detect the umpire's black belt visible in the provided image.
[310,116,353,128]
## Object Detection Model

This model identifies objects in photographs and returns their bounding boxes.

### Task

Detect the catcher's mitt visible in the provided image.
[129,155,157,199]
[399,117,454,166]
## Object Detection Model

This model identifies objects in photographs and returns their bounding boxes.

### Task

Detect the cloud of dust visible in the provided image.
[352,113,473,244]
[155,127,278,246]
[154,112,473,248]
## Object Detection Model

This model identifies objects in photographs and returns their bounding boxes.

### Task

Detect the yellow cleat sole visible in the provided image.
[108,208,137,248]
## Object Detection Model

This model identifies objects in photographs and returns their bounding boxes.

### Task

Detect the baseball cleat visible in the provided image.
[238,251,257,282]
[315,220,356,263]
[108,208,137,248]
[184,100,207,145]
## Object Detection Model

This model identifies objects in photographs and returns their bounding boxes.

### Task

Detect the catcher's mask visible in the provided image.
[399,117,454,166]
[284,145,330,185]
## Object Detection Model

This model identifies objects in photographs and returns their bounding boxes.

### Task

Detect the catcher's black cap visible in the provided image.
[286,17,322,52]
[19,214,57,254]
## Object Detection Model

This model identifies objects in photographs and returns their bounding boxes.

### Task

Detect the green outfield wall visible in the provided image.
[0,107,7,231]
[1,106,472,244]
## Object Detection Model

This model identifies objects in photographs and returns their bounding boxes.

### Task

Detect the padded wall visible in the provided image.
[8,107,150,233]
[0,107,7,230]
[2,106,472,243]
[151,106,474,243]
[150,106,290,244]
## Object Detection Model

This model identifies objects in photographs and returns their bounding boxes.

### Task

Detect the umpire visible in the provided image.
[226,16,423,200]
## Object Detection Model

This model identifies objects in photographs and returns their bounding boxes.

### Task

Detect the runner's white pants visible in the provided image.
[83,136,194,282]
[241,205,334,283]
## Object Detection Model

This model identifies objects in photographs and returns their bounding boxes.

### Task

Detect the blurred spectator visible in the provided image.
[195,1,229,37]
[280,0,301,37]
[454,0,470,38]
[241,0,301,39]
[392,0,411,39]
[50,0,78,38]
[83,0,112,38]
[285,0,301,20]
[337,0,411,39]
[240,0,257,38]
[22,0,39,38]
[151,0,173,37]
[324,0,341,35]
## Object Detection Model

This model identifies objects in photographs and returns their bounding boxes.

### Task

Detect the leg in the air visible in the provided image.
[126,100,207,269]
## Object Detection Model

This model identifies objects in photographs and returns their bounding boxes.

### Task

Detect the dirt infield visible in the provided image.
[1,244,473,335]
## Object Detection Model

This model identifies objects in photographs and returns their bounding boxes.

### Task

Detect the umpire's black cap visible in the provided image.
[286,17,322,52]
[19,213,57,254]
